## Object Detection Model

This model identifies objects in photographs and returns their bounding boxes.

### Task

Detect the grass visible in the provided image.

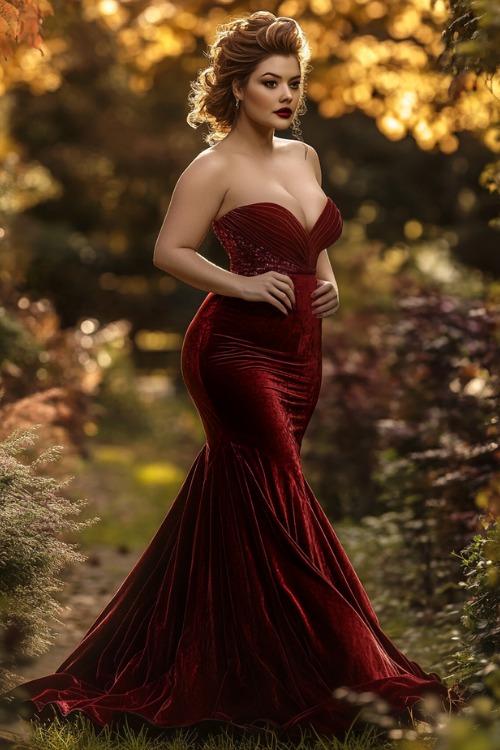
[68,389,203,550]
[8,713,396,750]
[72,444,186,549]
[328,520,462,679]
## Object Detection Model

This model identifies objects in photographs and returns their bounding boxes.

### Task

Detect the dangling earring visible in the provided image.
[235,98,240,110]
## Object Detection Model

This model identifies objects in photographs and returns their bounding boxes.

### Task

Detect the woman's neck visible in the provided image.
[224,116,276,156]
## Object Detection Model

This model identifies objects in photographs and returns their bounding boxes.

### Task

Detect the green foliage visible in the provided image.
[75,442,185,550]
[374,291,499,606]
[304,310,392,519]
[453,517,500,681]
[0,307,39,375]
[479,159,500,231]
[93,336,155,440]
[308,284,499,641]
[441,0,500,78]
[0,427,97,691]
[366,517,500,750]
[335,516,462,677]
[0,288,139,457]
[440,0,500,230]
[432,693,500,750]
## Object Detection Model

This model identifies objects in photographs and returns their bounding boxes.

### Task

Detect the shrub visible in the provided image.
[0,426,97,691]
[372,516,500,750]
[453,514,500,684]
[309,286,499,618]
[304,310,392,520]
[374,291,499,607]
[0,289,132,453]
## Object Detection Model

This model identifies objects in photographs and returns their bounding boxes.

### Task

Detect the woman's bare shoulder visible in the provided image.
[180,145,231,184]
[275,137,318,157]
[276,138,322,181]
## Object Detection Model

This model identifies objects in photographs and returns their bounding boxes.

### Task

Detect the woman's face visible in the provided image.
[234,54,302,131]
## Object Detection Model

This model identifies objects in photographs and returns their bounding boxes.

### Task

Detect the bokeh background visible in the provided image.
[0,0,499,728]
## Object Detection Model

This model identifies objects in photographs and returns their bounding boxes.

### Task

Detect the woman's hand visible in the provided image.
[237,272,296,315]
[311,279,339,318]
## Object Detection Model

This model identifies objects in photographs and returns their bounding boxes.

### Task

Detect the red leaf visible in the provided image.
[0,0,19,40]
[0,0,53,54]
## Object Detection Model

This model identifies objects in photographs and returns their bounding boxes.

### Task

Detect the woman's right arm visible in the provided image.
[153,152,295,315]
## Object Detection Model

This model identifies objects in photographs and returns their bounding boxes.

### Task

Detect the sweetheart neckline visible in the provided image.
[212,196,333,236]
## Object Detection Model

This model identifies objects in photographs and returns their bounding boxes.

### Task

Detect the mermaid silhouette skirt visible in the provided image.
[12,200,454,734]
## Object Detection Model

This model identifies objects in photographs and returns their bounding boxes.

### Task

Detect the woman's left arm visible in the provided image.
[312,250,340,318]
[304,143,340,318]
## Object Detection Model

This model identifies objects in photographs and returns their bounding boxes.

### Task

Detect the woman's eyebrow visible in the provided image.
[259,72,302,80]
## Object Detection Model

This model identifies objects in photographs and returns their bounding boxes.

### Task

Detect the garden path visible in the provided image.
[0,546,141,747]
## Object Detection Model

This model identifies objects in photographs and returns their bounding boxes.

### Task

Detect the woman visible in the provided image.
[10,11,458,737]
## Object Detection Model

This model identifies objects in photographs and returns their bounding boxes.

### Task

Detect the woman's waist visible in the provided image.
[190,294,320,351]
[230,261,317,278]
[223,273,318,315]
[188,292,321,360]
[231,270,318,305]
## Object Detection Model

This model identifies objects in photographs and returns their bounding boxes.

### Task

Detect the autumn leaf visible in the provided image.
[17,1,44,48]
[0,0,19,41]
[0,0,53,58]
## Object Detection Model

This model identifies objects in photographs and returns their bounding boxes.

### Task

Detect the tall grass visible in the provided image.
[12,714,392,750]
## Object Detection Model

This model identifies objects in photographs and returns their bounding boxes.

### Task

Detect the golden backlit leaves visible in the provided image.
[309,34,497,152]
[0,0,52,59]
[0,0,498,154]
[299,1,498,153]
[0,1,19,48]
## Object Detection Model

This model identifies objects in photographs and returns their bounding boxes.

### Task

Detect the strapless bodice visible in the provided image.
[212,197,343,276]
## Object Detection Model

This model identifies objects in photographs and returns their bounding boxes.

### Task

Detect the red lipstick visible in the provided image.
[274,108,292,118]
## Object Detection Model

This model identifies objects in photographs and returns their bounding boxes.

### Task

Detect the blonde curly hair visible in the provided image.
[187,11,311,145]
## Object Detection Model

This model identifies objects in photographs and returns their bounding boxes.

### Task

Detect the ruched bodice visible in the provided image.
[13,197,458,737]
[212,197,343,276]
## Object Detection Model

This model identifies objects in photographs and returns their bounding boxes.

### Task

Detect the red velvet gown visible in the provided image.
[13,198,454,735]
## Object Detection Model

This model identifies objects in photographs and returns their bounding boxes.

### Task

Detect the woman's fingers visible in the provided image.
[272,273,296,307]
[266,273,295,312]
[265,292,289,315]
[311,280,334,301]
[238,272,298,314]
[240,274,339,317]
[311,280,339,317]
[313,296,339,315]
[314,303,338,317]
[270,284,295,314]
[273,283,294,310]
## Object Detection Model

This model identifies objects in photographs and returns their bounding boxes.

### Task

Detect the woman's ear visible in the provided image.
[232,79,243,101]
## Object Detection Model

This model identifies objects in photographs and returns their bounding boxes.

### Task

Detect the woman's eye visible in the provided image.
[262,80,301,90]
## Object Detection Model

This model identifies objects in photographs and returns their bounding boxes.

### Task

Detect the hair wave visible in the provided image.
[187,11,311,145]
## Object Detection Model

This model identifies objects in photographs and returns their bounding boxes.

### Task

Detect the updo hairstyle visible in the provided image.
[187,11,311,145]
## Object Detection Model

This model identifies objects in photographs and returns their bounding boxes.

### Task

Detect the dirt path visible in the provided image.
[1,546,141,745]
